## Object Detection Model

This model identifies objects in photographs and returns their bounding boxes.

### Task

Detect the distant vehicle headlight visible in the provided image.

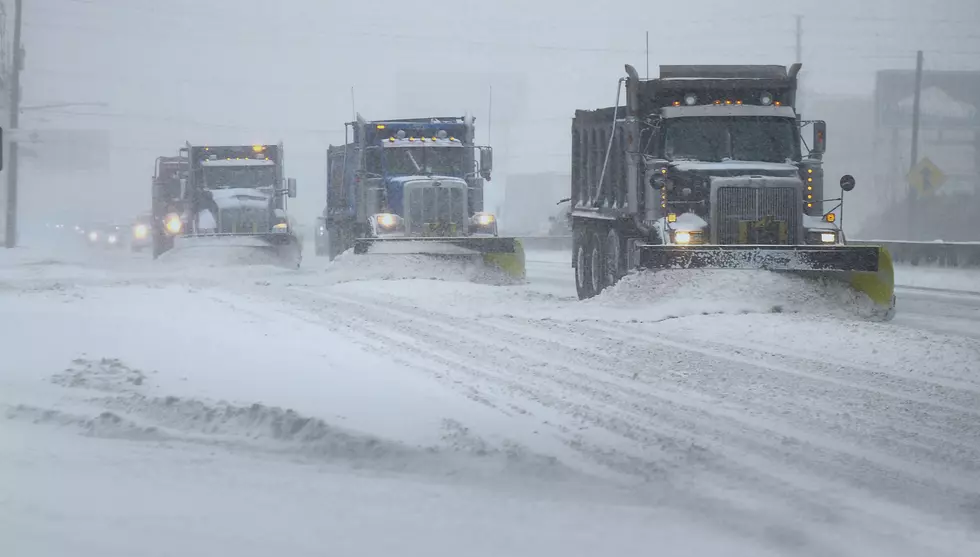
[107,234,118,244]
[88,231,98,242]
[133,224,148,239]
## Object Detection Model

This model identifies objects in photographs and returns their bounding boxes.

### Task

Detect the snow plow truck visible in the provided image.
[314,114,525,280]
[570,63,895,319]
[151,143,301,268]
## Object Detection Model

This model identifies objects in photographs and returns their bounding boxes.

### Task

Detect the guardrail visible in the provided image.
[518,235,573,251]
[519,235,980,268]
[850,240,980,268]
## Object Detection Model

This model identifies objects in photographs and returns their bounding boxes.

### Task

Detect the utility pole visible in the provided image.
[908,50,924,240]
[795,15,803,114]
[645,31,649,79]
[5,0,23,248]
[795,15,802,63]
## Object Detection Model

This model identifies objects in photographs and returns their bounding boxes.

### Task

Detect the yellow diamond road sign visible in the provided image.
[908,157,947,195]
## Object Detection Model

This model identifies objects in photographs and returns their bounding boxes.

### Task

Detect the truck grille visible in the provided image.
[406,186,467,235]
[716,187,800,244]
[218,208,269,234]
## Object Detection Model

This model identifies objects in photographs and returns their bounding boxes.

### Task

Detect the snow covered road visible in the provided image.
[2,243,979,557]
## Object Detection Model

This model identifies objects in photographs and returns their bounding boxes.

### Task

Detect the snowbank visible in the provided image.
[589,267,880,320]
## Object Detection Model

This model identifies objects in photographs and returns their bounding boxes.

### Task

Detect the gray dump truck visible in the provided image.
[569,63,895,317]
[152,144,301,268]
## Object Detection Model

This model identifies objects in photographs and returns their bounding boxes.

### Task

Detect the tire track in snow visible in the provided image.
[230,286,870,556]
[240,283,980,553]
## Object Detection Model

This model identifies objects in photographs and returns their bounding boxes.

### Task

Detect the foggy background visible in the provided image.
[0,0,977,239]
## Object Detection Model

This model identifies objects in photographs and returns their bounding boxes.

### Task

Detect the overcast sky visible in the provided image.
[9,0,980,226]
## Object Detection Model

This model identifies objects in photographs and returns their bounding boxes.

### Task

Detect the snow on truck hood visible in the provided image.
[209,187,272,210]
[670,161,799,173]
[386,175,466,186]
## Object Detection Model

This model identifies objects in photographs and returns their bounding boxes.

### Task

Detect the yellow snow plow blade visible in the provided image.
[636,243,896,319]
[844,244,895,315]
[353,236,526,280]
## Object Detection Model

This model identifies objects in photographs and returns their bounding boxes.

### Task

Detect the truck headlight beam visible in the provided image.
[164,213,182,235]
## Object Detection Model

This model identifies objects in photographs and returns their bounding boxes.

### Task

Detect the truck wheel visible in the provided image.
[588,228,608,295]
[604,228,625,288]
[575,228,595,300]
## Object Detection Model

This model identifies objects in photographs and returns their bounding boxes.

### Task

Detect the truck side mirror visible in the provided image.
[479,147,492,181]
[287,177,297,198]
[811,121,826,156]
[840,174,856,192]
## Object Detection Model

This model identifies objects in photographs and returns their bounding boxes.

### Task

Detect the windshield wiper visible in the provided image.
[406,151,422,173]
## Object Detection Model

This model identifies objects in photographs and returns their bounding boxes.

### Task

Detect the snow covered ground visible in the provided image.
[2,239,980,557]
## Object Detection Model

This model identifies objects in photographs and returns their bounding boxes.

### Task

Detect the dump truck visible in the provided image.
[315,114,524,279]
[150,155,189,258]
[151,143,301,268]
[570,63,895,319]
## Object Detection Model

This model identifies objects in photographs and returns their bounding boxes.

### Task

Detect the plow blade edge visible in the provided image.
[353,237,526,280]
[167,233,302,269]
[636,244,896,317]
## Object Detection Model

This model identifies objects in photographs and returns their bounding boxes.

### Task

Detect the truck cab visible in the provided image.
[318,115,495,258]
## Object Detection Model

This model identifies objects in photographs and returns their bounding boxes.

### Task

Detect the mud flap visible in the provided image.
[353,237,526,280]
[636,243,896,319]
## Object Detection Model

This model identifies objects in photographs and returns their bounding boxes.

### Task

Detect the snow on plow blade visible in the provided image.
[637,244,896,318]
[167,233,302,269]
[353,237,526,280]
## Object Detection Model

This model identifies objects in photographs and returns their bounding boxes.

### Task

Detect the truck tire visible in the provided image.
[574,226,595,300]
[588,227,608,296]
[604,227,625,288]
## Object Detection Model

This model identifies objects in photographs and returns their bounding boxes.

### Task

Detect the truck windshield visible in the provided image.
[663,116,799,163]
[202,166,277,189]
[378,146,466,177]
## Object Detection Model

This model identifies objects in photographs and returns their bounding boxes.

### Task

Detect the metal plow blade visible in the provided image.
[637,244,896,320]
[164,233,302,269]
[353,237,526,280]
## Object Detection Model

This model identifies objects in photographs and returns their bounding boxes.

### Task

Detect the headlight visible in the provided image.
[133,224,148,239]
[88,231,98,242]
[806,230,837,244]
[164,213,182,235]
[672,230,702,245]
[107,234,118,244]
[273,222,288,232]
[473,212,495,227]
[376,213,398,228]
